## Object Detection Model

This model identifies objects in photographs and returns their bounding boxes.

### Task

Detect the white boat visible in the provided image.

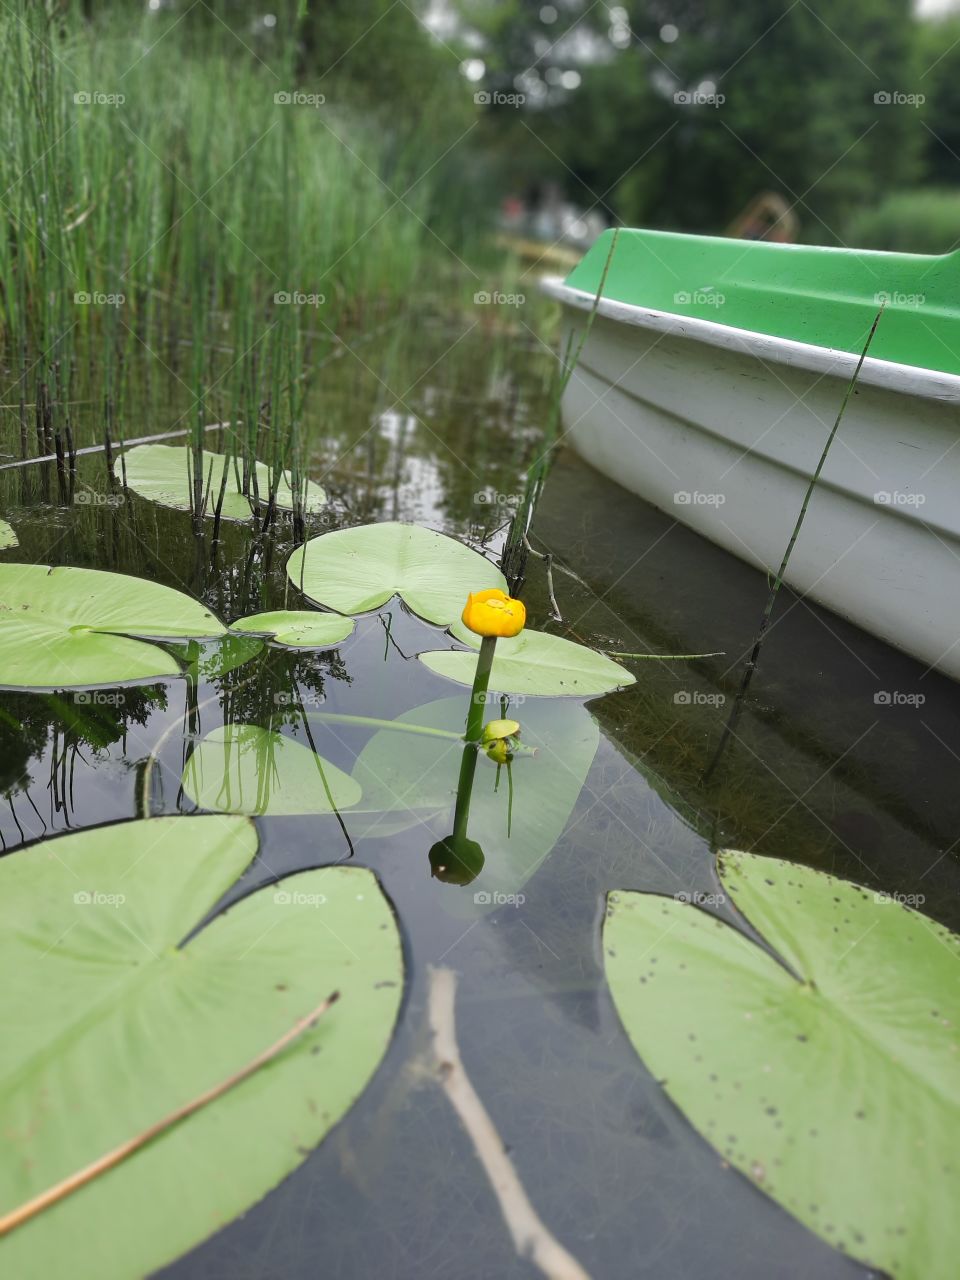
[543,230,960,679]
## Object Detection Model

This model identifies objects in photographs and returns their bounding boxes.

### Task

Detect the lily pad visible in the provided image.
[231,610,355,649]
[420,627,635,697]
[0,815,402,1280]
[0,563,224,689]
[286,521,506,625]
[0,519,17,550]
[182,723,361,815]
[603,851,960,1280]
[118,443,326,521]
[351,696,600,907]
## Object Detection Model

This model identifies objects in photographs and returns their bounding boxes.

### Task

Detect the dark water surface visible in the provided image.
[2,322,956,1278]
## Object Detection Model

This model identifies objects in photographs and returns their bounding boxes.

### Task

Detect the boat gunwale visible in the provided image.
[542,276,960,404]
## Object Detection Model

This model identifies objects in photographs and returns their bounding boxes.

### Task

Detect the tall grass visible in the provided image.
[0,2,470,514]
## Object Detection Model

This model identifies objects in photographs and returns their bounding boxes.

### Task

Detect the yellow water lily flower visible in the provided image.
[461,588,526,639]
[481,718,520,743]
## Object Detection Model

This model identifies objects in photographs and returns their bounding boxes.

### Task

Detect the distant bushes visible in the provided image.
[845,190,960,255]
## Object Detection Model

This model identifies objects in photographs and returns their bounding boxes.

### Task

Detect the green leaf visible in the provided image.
[420,627,635,697]
[118,443,326,521]
[182,723,361,815]
[166,634,265,681]
[0,519,17,550]
[286,521,506,625]
[0,815,402,1280]
[603,851,960,1280]
[351,696,599,906]
[0,563,225,689]
[231,610,355,649]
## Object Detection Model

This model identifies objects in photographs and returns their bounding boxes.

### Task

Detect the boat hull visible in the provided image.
[545,280,960,680]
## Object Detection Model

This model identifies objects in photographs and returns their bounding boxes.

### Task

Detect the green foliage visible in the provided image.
[605,850,960,1280]
[846,188,960,253]
[0,816,403,1279]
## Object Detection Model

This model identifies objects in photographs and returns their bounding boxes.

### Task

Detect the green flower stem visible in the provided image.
[452,742,479,842]
[465,634,497,744]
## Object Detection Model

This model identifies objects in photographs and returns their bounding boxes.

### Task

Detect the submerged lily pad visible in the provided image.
[0,563,224,689]
[420,627,635,697]
[351,695,600,906]
[231,610,355,649]
[0,816,402,1280]
[286,521,506,625]
[603,851,960,1280]
[118,443,326,521]
[0,519,17,550]
[182,723,361,815]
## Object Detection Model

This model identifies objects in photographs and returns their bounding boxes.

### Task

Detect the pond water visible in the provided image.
[1,319,956,1279]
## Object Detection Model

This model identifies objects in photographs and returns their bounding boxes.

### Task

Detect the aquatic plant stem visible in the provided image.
[0,992,340,1239]
[704,305,885,784]
[465,634,497,744]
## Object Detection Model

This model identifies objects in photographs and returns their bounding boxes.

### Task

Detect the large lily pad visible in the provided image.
[603,851,960,1280]
[286,522,507,625]
[0,519,17,550]
[351,695,600,906]
[231,610,355,649]
[420,627,635,697]
[0,563,224,689]
[118,443,325,521]
[0,815,403,1280]
[182,723,361,815]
